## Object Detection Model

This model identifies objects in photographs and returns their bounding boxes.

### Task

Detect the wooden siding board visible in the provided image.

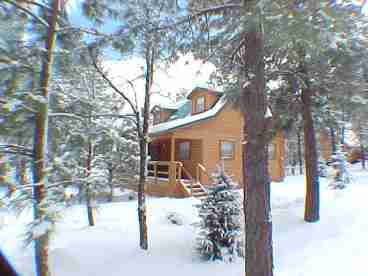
[268,130,286,182]
[173,104,243,185]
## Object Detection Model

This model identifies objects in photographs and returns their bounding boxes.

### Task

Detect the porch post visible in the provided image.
[170,136,175,161]
[170,136,176,189]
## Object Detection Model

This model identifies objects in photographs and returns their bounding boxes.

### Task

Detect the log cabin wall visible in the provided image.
[174,139,203,180]
[268,130,286,182]
[152,109,176,125]
[172,104,244,185]
[189,90,221,115]
[149,102,286,187]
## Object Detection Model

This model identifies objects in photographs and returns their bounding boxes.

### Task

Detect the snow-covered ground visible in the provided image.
[1,165,367,276]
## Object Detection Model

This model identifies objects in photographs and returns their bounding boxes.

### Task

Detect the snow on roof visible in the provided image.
[152,100,186,111]
[186,87,223,99]
[167,100,191,120]
[149,95,227,136]
[151,103,176,111]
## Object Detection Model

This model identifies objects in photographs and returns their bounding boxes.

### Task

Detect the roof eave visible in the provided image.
[149,99,227,137]
[149,115,216,137]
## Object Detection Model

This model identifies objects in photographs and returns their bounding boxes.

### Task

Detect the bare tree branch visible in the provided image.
[89,52,139,115]
[1,0,49,27]
[17,0,53,12]
[49,112,137,122]
[154,3,242,32]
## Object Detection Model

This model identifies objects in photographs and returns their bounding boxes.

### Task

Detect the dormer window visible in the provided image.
[153,111,160,125]
[195,96,205,113]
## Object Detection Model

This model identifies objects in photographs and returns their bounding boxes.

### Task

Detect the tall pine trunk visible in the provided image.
[358,122,366,170]
[138,139,148,249]
[340,106,345,145]
[361,143,366,170]
[19,158,27,186]
[301,88,320,222]
[108,164,114,202]
[32,1,60,276]
[86,141,96,226]
[137,46,154,250]
[241,27,273,276]
[297,128,303,175]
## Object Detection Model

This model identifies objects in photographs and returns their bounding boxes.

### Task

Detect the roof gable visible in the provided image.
[149,95,227,136]
[186,87,223,99]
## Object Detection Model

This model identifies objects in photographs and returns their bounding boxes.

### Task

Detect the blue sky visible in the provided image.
[67,1,123,60]
[65,0,367,107]
[65,0,216,107]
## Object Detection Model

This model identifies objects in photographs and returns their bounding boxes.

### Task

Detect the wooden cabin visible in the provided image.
[319,128,362,163]
[147,87,285,198]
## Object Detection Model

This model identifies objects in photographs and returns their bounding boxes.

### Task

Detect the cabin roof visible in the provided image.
[149,95,227,136]
[150,101,182,112]
[168,100,191,120]
[186,87,223,99]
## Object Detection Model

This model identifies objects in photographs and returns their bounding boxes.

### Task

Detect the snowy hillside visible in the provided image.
[1,166,368,276]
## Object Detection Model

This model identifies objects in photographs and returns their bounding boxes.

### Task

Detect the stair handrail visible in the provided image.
[177,163,195,195]
[196,163,210,184]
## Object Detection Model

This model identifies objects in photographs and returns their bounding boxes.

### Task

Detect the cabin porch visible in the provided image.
[146,135,208,198]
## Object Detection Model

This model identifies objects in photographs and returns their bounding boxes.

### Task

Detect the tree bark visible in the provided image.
[358,123,366,170]
[86,141,96,226]
[137,46,154,250]
[241,27,273,276]
[340,105,345,145]
[361,144,366,170]
[297,128,303,175]
[302,88,320,222]
[32,1,60,276]
[19,158,27,185]
[108,164,114,202]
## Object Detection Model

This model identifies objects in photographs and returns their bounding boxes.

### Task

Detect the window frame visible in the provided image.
[219,140,235,160]
[268,143,276,160]
[178,141,191,160]
[195,96,205,113]
[152,108,161,125]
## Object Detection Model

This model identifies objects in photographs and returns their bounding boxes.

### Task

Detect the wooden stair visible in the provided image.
[180,179,208,199]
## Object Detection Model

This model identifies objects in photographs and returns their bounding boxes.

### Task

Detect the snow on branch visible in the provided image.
[1,0,49,28]
[154,3,242,32]
[89,52,139,116]
[0,144,34,157]
[17,0,53,12]
[49,112,138,124]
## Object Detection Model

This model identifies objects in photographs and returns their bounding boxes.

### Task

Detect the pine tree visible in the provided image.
[328,144,352,189]
[31,1,61,275]
[82,0,180,250]
[195,166,243,262]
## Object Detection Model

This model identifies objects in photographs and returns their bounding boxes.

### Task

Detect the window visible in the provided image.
[179,141,190,160]
[152,110,160,125]
[195,96,205,113]
[268,143,275,160]
[220,141,235,160]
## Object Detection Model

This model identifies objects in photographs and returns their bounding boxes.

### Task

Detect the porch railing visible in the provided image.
[147,161,183,185]
[147,161,208,196]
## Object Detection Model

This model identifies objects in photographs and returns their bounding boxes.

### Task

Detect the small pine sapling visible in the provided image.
[194,166,243,262]
[328,144,352,189]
